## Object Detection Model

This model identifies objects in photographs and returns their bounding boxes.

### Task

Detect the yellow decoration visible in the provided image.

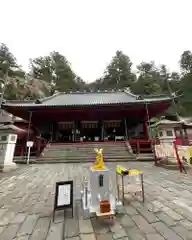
[116,165,141,175]
[128,169,141,175]
[116,165,128,175]
[188,146,192,163]
[92,148,105,170]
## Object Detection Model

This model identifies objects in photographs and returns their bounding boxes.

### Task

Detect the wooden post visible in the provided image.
[143,121,148,139]
[36,137,41,157]
[121,174,125,205]
[101,120,104,141]
[145,101,152,140]
[173,141,183,172]
[136,140,140,154]
[21,145,24,156]
[124,118,128,140]
[116,172,120,203]
[183,126,189,145]
[27,112,32,142]
[50,122,54,142]
[141,173,145,202]
[73,121,76,142]
[25,111,32,160]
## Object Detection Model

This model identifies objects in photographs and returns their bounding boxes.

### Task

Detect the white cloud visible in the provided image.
[0,0,192,82]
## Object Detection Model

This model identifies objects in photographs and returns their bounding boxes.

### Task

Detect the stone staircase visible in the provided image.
[136,153,154,161]
[13,141,156,164]
[31,141,136,163]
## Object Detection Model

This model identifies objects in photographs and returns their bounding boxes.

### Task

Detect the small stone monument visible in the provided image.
[90,148,110,213]
[81,148,121,218]
[0,125,19,172]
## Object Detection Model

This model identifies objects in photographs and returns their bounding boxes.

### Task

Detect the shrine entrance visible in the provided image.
[80,121,101,142]
[53,120,126,143]
[103,120,125,141]
[57,122,73,143]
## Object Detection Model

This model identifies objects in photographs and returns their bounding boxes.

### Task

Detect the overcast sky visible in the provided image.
[1,0,191,82]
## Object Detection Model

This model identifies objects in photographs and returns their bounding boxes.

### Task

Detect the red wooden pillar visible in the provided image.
[143,121,148,139]
[21,145,24,156]
[36,137,41,157]
[173,141,182,172]
[136,140,140,154]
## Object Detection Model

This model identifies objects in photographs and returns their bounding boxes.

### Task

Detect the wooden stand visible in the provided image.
[52,181,73,222]
[96,210,115,220]
[116,169,145,204]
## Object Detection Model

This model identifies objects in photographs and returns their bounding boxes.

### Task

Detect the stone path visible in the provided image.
[0,162,192,239]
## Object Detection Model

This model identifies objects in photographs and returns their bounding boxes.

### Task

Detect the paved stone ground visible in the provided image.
[0,162,192,240]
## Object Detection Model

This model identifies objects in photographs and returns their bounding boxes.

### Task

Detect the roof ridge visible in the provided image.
[123,88,137,98]
[40,92,61,103]
[143,93,171,99]
[42,89,125,98]
[5,99,35,104]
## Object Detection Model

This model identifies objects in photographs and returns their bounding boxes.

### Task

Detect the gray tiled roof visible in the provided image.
[151,119,192,128]
[0,110,13,123]
[0,124,27,132]
[3,90,171,108]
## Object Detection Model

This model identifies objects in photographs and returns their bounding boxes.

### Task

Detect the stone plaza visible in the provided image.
[0,162,192,240]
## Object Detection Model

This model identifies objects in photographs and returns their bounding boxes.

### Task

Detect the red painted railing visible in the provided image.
[128,139,159,154]
[173,141,183,173]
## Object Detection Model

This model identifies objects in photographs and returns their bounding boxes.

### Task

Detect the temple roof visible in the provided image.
[151,119,180,127]
[0,124,27,133]
[0,110,26,123]
[0,110,13,123]
[151,119,192,128]
[3,89,172,108]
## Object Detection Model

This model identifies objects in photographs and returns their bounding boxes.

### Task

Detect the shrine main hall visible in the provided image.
[2,89,173,143]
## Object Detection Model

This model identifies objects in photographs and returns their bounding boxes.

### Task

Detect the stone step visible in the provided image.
[44,145,128,150]
[43,148,129,152]
[37,155,134,160]
[43,146,131,158]
[14,154,134,160]
[44,147,127,152]
[42,155,133,159]
[50,143,125,146]
[44,150,128,154]
[137,154,154,161]
[46,146,127,149]
[42,153,131,157]
[13,156,137,164]
[36,159,136,164]
[37,142,137,163]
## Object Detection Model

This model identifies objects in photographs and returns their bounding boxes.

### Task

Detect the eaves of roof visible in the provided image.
[2,90,172,108]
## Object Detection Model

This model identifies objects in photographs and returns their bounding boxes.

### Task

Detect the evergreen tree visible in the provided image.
[95,51,136,90]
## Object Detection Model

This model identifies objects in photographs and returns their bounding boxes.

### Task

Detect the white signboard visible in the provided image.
[57,184,71,206]
[26,141,33,148]
[53,181,73,221]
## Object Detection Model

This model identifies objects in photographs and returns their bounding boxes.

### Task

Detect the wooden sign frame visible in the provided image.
[53,180,73,222]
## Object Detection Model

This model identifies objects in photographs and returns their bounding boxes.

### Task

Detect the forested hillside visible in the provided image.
[0,43,192,116]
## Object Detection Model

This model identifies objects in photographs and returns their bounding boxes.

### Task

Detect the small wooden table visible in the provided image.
[96,210,115,220]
